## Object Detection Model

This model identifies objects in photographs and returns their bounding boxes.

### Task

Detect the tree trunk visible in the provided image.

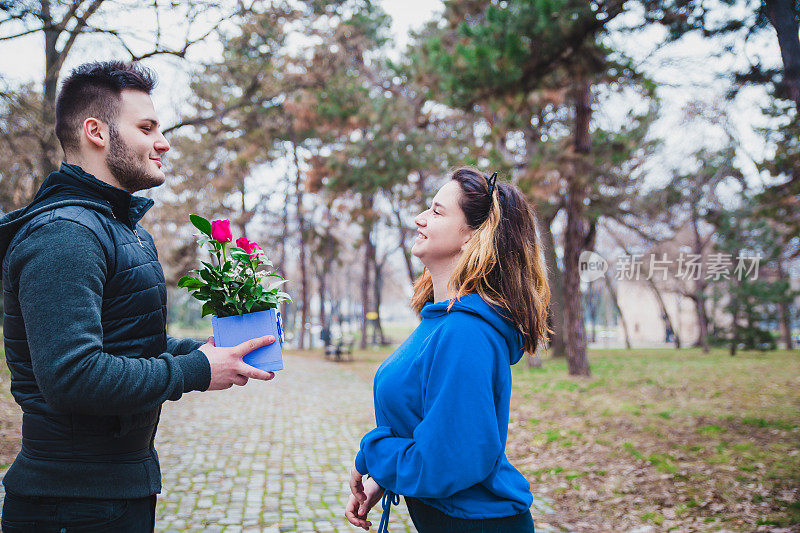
[744,294,756,350]
[526,352,543,368]
[41,0,61,177]
[586,280,601,344]
[730,302,739,356]
[763,0,800,109]
[317,236,330,338]
[373,253,387,345]
[277,178,290,276]
[394,205,416,284]
[646,275,682,349]
[318,202,335,335]
[291,139,308,349]
[603,269,632,349]
[692,293,710,352]
[539,212,566,357]
[562,81,592,377]
[360,195,375,350]
[777,258,794,350]
[563,180,590,376]
[236,182,248,238]
[318,267,328,330]
[690,211,710,353]
[730,248,744,355]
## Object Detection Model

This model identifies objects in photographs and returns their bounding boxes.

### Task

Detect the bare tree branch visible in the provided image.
[0,26,48,39]
[57,0,105,71]
[163,78,322,134]
[131,19,222,60]
[55,0,89,32]
[604,214,665,245]
[0,6,42,24]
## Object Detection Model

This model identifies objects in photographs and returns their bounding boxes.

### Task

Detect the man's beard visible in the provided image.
[106,125,163,192]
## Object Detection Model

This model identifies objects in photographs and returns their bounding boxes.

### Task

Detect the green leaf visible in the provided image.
[276,291,292,302]
[201,302,216,317]
[230,250,251,262]
[195,286,212,298]
[244,300,255,313]
[251,301,273,313]
[188,291,206,303]
[190,214,212,236]
[177,276,205,289]
[266,279,289,291]
[199,269,218,285]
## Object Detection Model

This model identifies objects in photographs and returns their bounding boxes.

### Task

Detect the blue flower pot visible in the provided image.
[211,309,284,372]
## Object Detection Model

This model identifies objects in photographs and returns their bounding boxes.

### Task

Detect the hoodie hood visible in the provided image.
[0,163,153,265]
[420,293,525,364]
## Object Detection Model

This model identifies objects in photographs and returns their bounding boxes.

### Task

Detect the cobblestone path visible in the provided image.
[155,353,416,533]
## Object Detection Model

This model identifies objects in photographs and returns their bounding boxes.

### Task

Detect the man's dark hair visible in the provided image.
[55,61,157,155]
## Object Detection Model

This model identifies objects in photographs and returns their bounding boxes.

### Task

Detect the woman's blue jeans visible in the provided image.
[405,497,535,533]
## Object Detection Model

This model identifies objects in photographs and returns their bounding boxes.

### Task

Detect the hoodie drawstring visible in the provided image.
[377,490,400,533]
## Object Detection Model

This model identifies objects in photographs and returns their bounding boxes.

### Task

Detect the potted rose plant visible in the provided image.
[178,215,290,372]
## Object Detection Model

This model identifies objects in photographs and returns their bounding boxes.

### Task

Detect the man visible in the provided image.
[0,61,275,531]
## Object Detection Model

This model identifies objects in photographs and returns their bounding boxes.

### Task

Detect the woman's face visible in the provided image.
[411,180,474,268]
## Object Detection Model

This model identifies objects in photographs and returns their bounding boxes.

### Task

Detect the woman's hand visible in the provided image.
[345,476,385,530]
[349,463,366,503]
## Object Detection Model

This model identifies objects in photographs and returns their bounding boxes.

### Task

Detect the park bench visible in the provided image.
[324,336,355,362]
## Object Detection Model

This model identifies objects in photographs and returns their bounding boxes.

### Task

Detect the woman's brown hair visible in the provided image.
[411,167,551,354]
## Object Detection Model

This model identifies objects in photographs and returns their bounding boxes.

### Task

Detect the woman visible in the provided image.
[345,167,550,532]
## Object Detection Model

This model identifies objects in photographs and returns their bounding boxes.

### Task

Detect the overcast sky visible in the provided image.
[0,0,440,83]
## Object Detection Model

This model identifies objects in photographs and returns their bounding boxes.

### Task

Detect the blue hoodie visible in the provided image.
[354,294,533,519]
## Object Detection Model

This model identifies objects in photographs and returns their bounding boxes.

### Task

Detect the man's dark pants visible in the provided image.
[1,491,156,532]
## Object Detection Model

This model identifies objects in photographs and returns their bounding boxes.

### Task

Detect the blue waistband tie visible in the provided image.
[377,490,400,533]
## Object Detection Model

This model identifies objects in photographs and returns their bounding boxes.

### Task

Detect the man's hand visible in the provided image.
[345,477,384,530]
[198,336,276,390]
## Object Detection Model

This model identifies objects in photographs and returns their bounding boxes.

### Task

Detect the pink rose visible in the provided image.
[236,237,263,259]
[248,243,263,259]
[210,219,232,243]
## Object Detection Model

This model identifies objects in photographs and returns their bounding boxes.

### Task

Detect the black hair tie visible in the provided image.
[486,171,498,196]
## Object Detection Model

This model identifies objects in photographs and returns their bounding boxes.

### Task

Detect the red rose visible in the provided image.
[210,219,232,243]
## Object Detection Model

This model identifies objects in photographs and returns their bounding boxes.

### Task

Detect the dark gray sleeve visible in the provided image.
[166,336,204,356]
[8,219,211,416]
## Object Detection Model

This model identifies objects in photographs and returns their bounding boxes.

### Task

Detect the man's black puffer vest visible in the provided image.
[0,163,210,498]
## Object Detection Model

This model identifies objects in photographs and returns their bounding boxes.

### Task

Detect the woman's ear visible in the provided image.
[460,227,475,251]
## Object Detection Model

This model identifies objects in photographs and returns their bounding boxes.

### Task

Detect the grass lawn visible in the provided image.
[506,348,800,532]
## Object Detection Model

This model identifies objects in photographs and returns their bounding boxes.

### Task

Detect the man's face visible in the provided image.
[105,89,170,193]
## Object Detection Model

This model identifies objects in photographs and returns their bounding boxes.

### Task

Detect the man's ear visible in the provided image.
[82,117,108,149]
